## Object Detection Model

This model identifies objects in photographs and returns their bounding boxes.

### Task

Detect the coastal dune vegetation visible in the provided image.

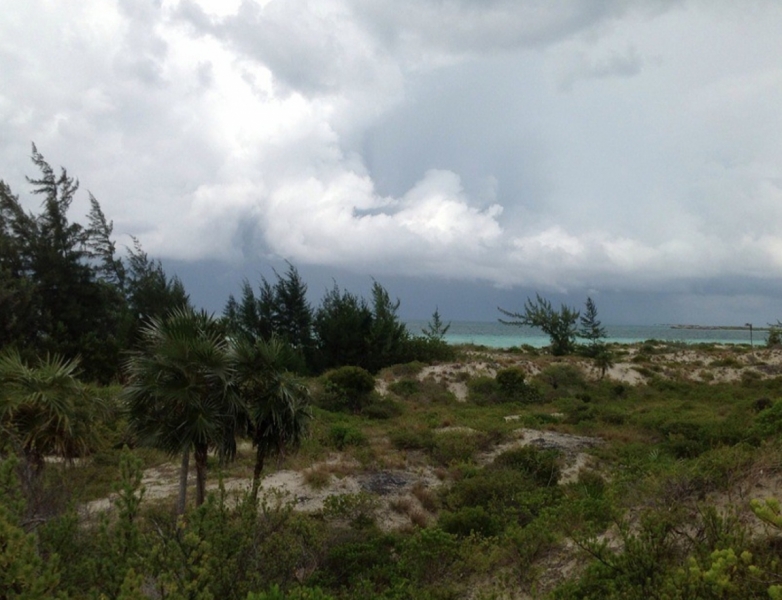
[5,150,782,598]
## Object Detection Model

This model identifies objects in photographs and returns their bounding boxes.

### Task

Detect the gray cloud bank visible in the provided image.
[1,0,782,323]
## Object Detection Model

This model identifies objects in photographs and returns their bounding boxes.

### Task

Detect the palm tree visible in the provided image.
[233,336,311,500]
[123,307,240,513]
[0,350,106,495]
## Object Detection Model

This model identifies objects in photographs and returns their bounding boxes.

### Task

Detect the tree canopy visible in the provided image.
[499,294,580,356]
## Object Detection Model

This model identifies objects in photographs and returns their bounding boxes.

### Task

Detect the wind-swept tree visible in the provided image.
[124,237,189,342]
[578,297,607,357]
[499,294,580,356]
[0,146,128,381]
[123,307,239,513]
[422,307,451,342]
[366,281,409,372]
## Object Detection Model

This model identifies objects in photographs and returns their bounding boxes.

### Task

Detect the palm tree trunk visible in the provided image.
[251,447,265,501]
[194,443,208,507]
[177,448,190,515]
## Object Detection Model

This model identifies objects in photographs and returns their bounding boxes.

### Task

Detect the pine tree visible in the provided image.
[578,297,607,357]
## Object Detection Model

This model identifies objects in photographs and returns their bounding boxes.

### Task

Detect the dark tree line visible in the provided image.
[1,146,452,383]
[0,146,188,382]
[224,270,452,375]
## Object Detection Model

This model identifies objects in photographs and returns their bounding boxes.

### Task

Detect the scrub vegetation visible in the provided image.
[5,150,782,598]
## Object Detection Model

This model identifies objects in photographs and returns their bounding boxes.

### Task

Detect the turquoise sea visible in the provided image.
[404,321,762,349]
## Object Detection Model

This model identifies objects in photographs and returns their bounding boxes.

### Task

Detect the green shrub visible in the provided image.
[388,379,419,397]
[313,529,395,589]
[438,506,503,538]
[390,428,436,451]
[401,337,457,363]
[444,467,553,518]
[537,363,586,391]
[327,424,366,450]
[362,399,403,420]
[496,367,528,396]
[468,367,544,404]
[431,431,480,466]
[386,361,426,377]
[752,400,782,439]
[323,492,379,529]
[247,585,336,600]
[320,366,375,413]
[467,376,501,405]
[556,397,596,424]
[491,446,561,487]
[398,527,460,586]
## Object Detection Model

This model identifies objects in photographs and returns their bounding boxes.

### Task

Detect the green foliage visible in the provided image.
[0,147,129,381]
[125,236,190,342]
[366,281,409,373]
[443,463,561,529]
[469,369,542,405]
[312,284,372,371]
[389,427,436,451]
[495,367,542,403]
[362,398,403,420]
[398,527,460,585]
[499,294,580,356]
[422,308,451,342]
[320,366,375,413]
[313,529,396,591]
[233,335,313,497]
[313,281,411,373]
[388,378,419,397]
[577,297,607,357]
[323,492,379,529]
[431,431,481,466]
[247,585,335,600]
[0,350,108,478]
[491,446,561,487]
[224,265,313,373]
[123,307,239,510]
[752,399,782,439]
[327,424,367,449]
[438,505,503,538]
[0,455,64,599]
[400,336,457,363]
[0,506,64,599]
[536,362,587,392]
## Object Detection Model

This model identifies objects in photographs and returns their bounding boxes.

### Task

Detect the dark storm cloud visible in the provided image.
[2,0,782,324]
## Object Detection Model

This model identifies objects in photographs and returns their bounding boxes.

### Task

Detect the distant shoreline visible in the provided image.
[670,325,769,331]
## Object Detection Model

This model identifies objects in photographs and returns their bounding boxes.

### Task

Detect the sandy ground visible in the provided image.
[83,425,603,529]
[414,346,782,400]
[85,345,782,521]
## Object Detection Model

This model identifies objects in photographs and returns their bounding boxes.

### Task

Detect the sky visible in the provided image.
[1,0,782,325]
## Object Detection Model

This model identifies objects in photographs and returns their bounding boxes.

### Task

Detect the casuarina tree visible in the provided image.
[499,294,580,356]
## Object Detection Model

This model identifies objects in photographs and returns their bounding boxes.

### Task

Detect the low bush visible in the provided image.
[390,428,436,451]
[401,337,457,363]
[491,446,561,487]
[439,506,503,538]
[467,367,543,405]
[362,399,403,420]
[320,367,375,413]
[536,363,586,392]
[431,431,481,466]
[388,379,419,397]
[467,376,502,405]
[327,424,366,450]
